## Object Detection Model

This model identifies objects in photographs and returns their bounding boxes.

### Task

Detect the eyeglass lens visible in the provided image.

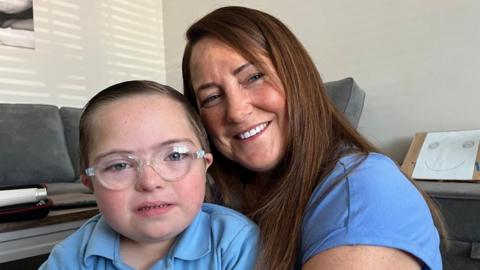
[92,144,203,190]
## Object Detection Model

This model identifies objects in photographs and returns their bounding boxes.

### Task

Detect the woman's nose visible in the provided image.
[225,88,253,123]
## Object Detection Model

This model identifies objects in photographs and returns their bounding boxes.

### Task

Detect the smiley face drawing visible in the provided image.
[412,130,480,180]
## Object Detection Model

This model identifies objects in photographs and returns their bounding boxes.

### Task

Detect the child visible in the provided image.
[39,80,259,270]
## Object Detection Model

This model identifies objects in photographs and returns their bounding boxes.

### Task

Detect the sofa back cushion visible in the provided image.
[59,107,83,178]
[0,104,76,185]
[324,77,365,128]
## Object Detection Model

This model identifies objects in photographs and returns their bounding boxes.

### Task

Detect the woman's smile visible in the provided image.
[236,122,270,140]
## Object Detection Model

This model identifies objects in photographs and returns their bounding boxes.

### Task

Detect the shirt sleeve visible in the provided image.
[301,153,441,270]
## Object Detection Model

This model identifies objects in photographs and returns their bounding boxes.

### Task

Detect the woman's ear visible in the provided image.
[81,174,94,191]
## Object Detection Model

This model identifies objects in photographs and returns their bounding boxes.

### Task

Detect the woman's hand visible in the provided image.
[303,245,422,270]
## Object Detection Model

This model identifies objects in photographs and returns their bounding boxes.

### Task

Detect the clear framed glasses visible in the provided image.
[85,143,207,190]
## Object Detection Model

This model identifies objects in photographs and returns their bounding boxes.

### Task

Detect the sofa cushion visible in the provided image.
[417,181,480,269]
[59,106,82,178]
[0,104,76,185]
[324,77,365,128]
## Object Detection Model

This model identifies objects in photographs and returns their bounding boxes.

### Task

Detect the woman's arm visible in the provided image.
[303,245,421,270]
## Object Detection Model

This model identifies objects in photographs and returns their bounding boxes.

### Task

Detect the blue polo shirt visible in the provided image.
[301,153,442,269]
[39,203,259,270]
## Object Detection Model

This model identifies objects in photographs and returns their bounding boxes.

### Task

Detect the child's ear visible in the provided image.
[204,153,213,170]
[81,174,94,191]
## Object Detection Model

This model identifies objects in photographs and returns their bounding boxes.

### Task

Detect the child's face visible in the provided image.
[82,94,212,247]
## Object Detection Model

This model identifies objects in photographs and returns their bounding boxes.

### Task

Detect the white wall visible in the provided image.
[0,0,166,107]
[162,0,480,162]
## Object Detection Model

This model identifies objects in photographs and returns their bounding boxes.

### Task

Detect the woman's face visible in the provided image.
[189,37,288,173]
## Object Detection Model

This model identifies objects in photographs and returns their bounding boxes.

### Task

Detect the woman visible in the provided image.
[182,6,442,270]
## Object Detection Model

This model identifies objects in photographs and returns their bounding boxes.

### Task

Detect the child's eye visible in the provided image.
[166,151,189,161]
[104,162,133,172]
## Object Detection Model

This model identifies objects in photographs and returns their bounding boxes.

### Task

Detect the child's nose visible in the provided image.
[135,164,167,191]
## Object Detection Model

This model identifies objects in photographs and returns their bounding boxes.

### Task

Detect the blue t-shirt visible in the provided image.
[39,203,258,270]
[301,153,442,269]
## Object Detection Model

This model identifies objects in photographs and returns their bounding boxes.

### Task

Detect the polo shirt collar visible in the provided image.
[169,209,211,260]
[84,216,121,264]
[83,210,211,264]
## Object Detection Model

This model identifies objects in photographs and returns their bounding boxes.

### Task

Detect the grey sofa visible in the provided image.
[324,77,365,128]
[417,181,480,270]
[0,104,86,194]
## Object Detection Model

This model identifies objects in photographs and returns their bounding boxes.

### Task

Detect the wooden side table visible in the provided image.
[0,207,98,263]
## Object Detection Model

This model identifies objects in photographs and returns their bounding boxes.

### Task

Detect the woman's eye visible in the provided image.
[200,94,222,107]
[248,72,265,83]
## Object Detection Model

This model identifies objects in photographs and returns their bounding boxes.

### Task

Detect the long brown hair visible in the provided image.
[182,6,439,270]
